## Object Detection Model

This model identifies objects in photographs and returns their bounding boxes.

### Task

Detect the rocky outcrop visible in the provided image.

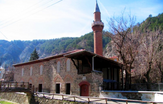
[103,41,117,58]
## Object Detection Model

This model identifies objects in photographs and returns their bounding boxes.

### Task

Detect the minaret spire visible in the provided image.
[92,0,104,56]
[95,0,100,12]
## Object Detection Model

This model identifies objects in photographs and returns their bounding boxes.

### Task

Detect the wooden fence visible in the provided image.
[0,82,163,103]
[34,92,163,104]
[0,81,31,92]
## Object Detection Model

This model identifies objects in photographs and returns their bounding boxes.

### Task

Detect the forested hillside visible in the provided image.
[0,31,110,68]
[104,12,163,85]
[105,13,163,58]
[1,13,162,69]
[139,13,163,31]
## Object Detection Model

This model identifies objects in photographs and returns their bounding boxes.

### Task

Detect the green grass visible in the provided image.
[0,101,15,104]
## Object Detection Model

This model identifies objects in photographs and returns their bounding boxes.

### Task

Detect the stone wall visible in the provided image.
[0,92,29,104]
[50,57,79,95]
[34,96,86,104]
[14,56,103,97]
[90,71,103,97]
[0,92,87,104]
[14,61,51,92]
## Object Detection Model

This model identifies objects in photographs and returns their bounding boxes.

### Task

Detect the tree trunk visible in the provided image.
[146,72,151,91]
[161,72,163,83]
[145,62,152,91]
[125,70,131,90]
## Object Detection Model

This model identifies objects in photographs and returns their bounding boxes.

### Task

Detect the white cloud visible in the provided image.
[0,0,95,41]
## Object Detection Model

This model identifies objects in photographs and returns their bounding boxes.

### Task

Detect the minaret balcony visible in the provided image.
[92,21,104,27]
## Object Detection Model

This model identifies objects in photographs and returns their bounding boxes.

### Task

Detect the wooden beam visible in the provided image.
[71,58,79,71]
[84,56,92,68]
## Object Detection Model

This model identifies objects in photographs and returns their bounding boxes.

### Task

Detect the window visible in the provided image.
[56,84,60,93]
[66,83,70,94]
[30,67,33,76]
[57,61,60,73]
[66,59,70,72]
[22,68,24,76]
[40,65,43,75]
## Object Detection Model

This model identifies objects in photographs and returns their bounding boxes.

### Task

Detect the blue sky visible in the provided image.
[0,0,163,41]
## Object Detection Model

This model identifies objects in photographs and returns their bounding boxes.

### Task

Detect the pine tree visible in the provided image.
[29,48,39,61]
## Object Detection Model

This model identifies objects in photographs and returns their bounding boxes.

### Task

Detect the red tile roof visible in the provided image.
[13,49,85,67]
[13,49,122,67]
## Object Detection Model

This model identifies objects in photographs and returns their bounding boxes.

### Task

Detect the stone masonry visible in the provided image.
[14,55,103,97]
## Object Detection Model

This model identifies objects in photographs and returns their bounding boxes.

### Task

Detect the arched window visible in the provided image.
[22,68,24,76]
[30,67,33,76]
[40,65,43,75]
[57,61,60,73]
[66,59,70,72]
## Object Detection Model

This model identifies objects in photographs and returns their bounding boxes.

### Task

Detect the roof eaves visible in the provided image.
[64,50,89,57]
[64,50,122,67]
[13,54,63,67]
[13,49,85,67]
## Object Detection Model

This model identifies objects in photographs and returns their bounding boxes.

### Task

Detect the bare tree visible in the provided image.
[3,66,14,81]
[138,30,163,90]
[107,10,163,91]
[155,50,163,82]
[108,13,142,89]
[154,31,163,82]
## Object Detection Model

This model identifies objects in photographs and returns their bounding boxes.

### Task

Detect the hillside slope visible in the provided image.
[0,31,110,67]
[104,13,163,58]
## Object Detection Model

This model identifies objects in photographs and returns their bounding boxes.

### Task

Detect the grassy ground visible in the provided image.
[0,100,18,104]
[0,101,14,104]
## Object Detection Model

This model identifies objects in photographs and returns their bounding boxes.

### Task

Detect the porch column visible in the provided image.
[122,68,124,90]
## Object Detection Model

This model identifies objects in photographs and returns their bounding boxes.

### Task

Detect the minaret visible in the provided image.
[92,0,104,56]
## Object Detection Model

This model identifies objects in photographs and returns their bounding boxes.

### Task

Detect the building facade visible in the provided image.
[14,1,122,97]
[14,50,121,96]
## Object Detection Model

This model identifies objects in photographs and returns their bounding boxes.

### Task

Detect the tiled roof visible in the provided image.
[110,56,118,59]
[13,49,85,67]
[13,49,122,67]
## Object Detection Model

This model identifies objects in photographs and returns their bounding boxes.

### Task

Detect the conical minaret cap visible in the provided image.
[94,0,100,12]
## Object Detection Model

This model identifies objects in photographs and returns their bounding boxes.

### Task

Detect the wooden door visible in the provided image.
[80,84,89,96]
